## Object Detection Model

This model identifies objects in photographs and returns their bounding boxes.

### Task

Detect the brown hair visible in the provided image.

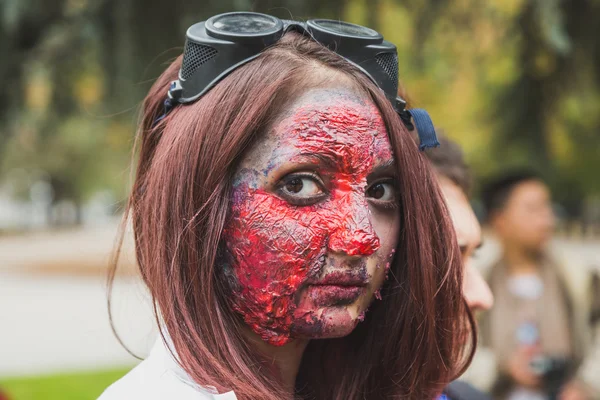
[109,33,473,399]
[424,135,472,196]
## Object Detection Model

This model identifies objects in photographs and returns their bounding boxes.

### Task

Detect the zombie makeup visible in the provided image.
[222,88,400,346]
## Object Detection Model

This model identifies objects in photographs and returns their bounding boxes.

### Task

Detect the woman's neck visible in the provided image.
[244,329,309,393]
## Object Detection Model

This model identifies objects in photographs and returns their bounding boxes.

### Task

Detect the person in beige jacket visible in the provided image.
[463,171,600,400]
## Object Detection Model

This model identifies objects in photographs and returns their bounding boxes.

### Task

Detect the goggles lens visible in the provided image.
[311,20,380,38]
[212,13,278,34]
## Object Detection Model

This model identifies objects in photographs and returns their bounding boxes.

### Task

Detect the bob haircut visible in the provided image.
[109,32,474,400]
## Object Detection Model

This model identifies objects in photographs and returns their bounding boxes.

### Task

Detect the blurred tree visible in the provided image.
[378,0,600,216]
[0,0,67,157]
[490,0,600,214]
[0,0,599,226]
[0,0,351,225]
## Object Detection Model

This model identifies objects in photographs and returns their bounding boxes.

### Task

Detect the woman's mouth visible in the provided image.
[306,272,369,306]
[306,284,366,306]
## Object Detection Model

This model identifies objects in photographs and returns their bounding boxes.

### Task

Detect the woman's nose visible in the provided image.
[327,192,380,256]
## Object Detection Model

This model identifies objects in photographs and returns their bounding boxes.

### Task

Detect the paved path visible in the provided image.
[0,222,155,378]
[0,273,157,377]
[0,220,137,276]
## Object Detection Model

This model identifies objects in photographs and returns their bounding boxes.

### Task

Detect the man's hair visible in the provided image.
[481,170,542,218]
[424,135,472,195]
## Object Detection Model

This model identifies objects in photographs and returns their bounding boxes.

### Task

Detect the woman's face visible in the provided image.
[223,88,401,346]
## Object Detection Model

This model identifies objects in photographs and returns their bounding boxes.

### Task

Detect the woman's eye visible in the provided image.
[281,175,323,198]
[367,181,396,202]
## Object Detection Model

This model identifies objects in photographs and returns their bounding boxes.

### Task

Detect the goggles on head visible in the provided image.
[158,12,439,150]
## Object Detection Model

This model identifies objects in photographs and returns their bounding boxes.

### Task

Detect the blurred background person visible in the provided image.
[468,171,600,400]
[425,136,494,400]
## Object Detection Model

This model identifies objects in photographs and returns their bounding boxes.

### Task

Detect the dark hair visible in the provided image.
[109,32,474,399]
[423,135,472,195]
[481,170,543,218]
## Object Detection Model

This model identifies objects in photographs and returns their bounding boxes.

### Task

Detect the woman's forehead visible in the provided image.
[242,88,393,171]
[276,87,377,124]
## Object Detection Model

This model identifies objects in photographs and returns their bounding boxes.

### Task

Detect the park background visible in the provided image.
[1,0,599,399]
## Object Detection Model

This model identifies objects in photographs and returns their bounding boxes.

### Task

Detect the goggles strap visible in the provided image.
[407,108,440,151]
[152,91,440,155]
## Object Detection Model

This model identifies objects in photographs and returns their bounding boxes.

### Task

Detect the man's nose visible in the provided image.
[327,192,380,257]
[463,262,494,312]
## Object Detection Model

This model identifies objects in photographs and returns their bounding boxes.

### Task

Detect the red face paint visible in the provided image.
[223,90,397,346]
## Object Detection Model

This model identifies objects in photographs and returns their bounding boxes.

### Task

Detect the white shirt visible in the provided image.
[507,273,544,300]
[98,337,238,400]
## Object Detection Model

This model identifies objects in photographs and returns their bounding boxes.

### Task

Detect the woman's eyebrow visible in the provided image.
[288,153,338,169]
[370,159,396,176]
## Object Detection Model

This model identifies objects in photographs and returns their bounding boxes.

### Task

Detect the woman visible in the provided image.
[102,13,473,400]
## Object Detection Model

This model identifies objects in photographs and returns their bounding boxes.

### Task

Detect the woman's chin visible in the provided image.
[290,306,360,339]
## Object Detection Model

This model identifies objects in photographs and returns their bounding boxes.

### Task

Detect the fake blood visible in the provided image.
[223,98,392,346]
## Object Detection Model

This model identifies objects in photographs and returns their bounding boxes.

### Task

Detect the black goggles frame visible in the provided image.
[158,12,439,151]
[168,12,407,112]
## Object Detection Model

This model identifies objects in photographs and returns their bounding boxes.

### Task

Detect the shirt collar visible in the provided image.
[150,330,238,400]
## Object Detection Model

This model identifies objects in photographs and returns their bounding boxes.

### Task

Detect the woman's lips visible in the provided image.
[303,269,369,306]
[306,284,366,306]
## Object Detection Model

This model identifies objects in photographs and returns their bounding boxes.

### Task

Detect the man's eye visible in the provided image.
[367,181,396,202]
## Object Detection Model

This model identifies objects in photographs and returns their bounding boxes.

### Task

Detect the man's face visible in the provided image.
[438,176,493,313]
[492,180,555,253]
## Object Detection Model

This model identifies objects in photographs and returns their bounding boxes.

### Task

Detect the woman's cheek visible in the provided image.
[223,188,328,345]
[368,211,401,298]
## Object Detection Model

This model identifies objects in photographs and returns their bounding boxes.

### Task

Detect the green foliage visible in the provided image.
[1,115,131,202]
[368,0,600,213]
[0,367,132,400]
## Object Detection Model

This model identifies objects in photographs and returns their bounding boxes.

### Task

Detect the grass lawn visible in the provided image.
[0,367,133,400]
